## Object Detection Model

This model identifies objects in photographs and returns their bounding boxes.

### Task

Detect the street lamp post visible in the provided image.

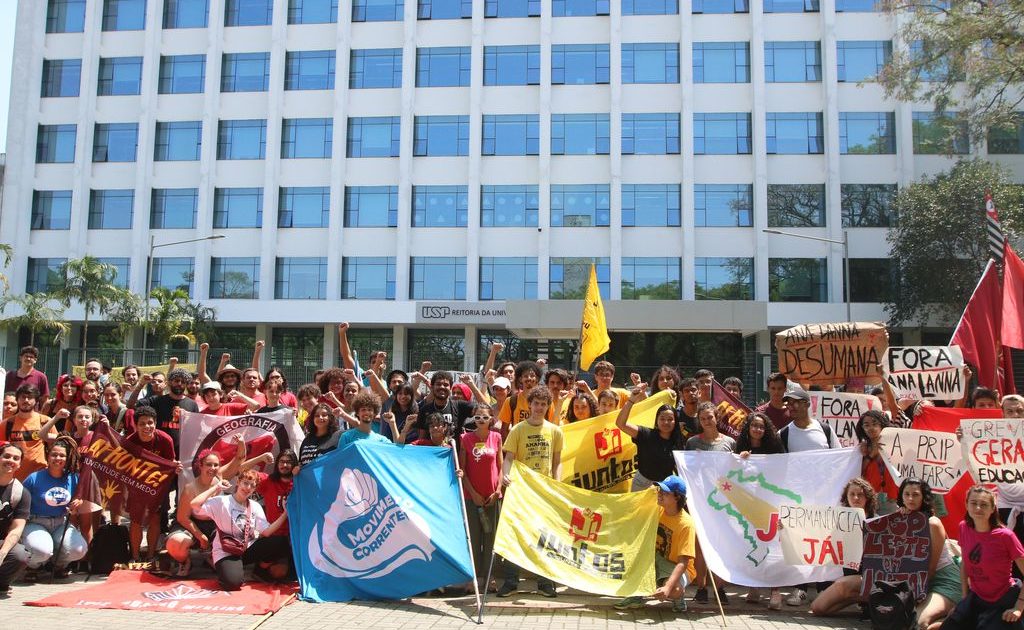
[142,234,226,360]
[763,228,851,322]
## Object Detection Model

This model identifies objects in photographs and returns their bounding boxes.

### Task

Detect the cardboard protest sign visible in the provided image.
[711,380,751,439]
[860,510,932,599]
[877,427,965,494]
[775,322,888,386]
[809,391,883,448]
[778,504,865,569]
[883,346,965,401]
[960,418,1024,484]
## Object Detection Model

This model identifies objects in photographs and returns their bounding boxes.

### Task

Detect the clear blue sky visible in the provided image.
[0,2,17,152]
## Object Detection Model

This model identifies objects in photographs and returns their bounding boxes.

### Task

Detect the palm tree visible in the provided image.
[109,286,218,352]
[0,292,70,345]
[0,243,13,294]
[55,256,136,356]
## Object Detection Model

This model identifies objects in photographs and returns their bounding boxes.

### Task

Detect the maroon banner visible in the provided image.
[76,421,177,518]
[711,380,752,439]
[859,510,931,600]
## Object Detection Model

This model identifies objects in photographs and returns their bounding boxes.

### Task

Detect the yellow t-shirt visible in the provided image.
[500,395,562,427]
[656,508,697,582]
[503,419,563,478]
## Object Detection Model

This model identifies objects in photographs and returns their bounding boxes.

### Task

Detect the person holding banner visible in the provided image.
[297,403,342,468]
[855,410,899,513]
[616,385,684,492]
[735,412,785,458]
[811,477,878,617]
[459,403,503,591]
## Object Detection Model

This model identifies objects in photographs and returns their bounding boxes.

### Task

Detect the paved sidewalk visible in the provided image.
[1,575,871,630]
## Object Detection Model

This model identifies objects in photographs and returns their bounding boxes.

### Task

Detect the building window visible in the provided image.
[281,118,333,159]
[413,116,470,157]
[766,112,824,154]
[344,186,399,226]
[279,187,330,227]
[275,258,327,299]
[36,124,77,163]
[693,42,750,83]
[623,0,678,15]
[407,329,464,371]
[695,257,754,300]
[839,112,896,154]
[622,184,680,227]
[150,257,194,295]
[912,112,969,154]
[482,115,540,155]
[550,184,611,227]
[88,189,134,229]
[842,183,896,227]
[350,49,403,89]
[485,0,541,16]
[551,114,610,155]
[222,53,271,92]
[285,51,336,90]
[765,41,821,82]
[481,185,539,227]
[151,188,199,228]
[910,41,964,83]
[213,188,263,228]
[763,0,818,12]
[692,0,748,12]
[159,55,206,94]
[289,0,339,23]
[622,43,679,84]
[484,46,540,86]
[846,258,895,302]
[552,0,610,16]
[210,257,260,299]
[837,41,891,82]
[622,113,680,155]
[836,0,876,10]
[694,113,751,154]
[622,258,681,300]
[694,184,753,226]
[988,114,1024,154]
[154,121,202,161]
[93,123,138,162]
[410,257,467,299]
[31,191,73,230]
[418,0,472,18]
[47,0,87,33]
[412,186,468,226]
[26,258,67,294]
[96,258,131,289]
[416,47,471,87]
[97,57,143,95]
[552,45,610,85]
[769,258,828,302]
[164,0,208,27]
[480,258,538,300]
[41,60,81,97]
[767,184,826,227]
[550,258,610,299]
[342,257,396,299]
[102,0,147,31]
[225,0,273,26]
[217,119,267,159]
[353,0,404,21]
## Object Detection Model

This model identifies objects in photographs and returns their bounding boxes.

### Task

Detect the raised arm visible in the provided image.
[197,342,211,384]
[483,342,503,376]
[126,372,152,408]
[459,373,490,405]
[615,385,646,438]
[366,368,389,399]
[251,340,264,370]
[39,409,69,444]
[337,322,356,371]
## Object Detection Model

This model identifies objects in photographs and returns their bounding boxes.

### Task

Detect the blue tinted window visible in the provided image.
[217,119,267,159]
[763,0,818,12]
[553,0,610,16]
[210,257,260,299]
[552,45,610,85]
[769,258,828,303]
[103,0,147,31]
[912,112,969,154]
[621,257,680,299]
[41,59,81,97]
[47,0,87,33]
[342,257,396,299]
[481,185,539,227]
[97,258,131,288]
[164,0,208,27]
[275,257,327,299]
[350,49,403,88]
[344,186,399,226]
[289,0,339,23]
[222,53,271,92]
[842,184,896,227]
[551,114,610,155]
[410,257,467,299]
[151,188,198,228]
[88,189,134,229]
[26,258,67,294]
[285,50,336,90]
[836,0,877,9]
[482,115,540,155]
[281,118,333,158]
[765,41,821,82]
[347,117,401,157]
[225,0,272,25]
[151,257,194,295]
[413,186,468,226]
[988,114,1024,155]
[418,0,472,18]
[98,57,143,95]
[485,0,540,16]
[484,46,540,86]
[413,116,470,156]
[214,188,264,227]
[622,113,680,154]
[622,43,679,84]
[694,113,751,154]
[36,124,77,163]
[93,123,138,162]
[550,258,610,299]
[768,184,826,227]
[839,112,896,154]
[693,42,750,83]
[480,258,538,300]
[416,47,472,87]
[279,187,330,227]
[31,191,73,230]
[623,0,678,15]
[353,0,404,21]
[154,121,202,160]
[766,112,824,154]
[692,0,748,12]
[159,55,206,94]
[621,184,680,227]
[837,41,891,82]
[551,184,610,227]
[694,184,752,226]
[696,257,754,300]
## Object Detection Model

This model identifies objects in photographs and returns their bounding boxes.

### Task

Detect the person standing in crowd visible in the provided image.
[722,377,743,400]
[127,368,200,453]
[257,380,291,414]
[41,375,81,420]
[165,447,238,576]
[5,347,49,407]
[810,477,879,616]
[0,443,30,595]
[498,385,563,598]
[755,372,791,430]
[417,372,482,442]
[379,383,418,443]
[124,406,180,562]
[3,393,16,420]
[120,365,141,398]
[198,382,260,416]
[238,368,267,408]
[591,361,629,409]
[264,367,298,409]
[102,384,134,435]
[460,403,502,593]
[295,383,321,427]
[675,378,701,439]
[616,385,683,492]
[694,369,715,403]
[856,409,898,514]
[79,380,102,415]
[82,359,103,386]
[297,403,342,468]
[408,413,455,447]
[597,389,620,416]
[498,362,544,430]
[0,385,55,481]
[338,393,399,447]
[648,366,681,395]
[566,391,598,423]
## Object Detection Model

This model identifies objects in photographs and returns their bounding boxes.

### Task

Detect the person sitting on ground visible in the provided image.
[0,443,31,595]
[856,409,898,514]
[902,478,963,630]
[810,477,879,617]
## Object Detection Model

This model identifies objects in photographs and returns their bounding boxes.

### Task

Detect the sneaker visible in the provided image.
[769,592,783,610]
[174,557,191,578]
[496,582,517,598]
[785,589,807,606]
[717,586,730,605]
[746,589,760,604]
[538,583,557,598]
[614,596,645,610]
[694,587,708,603]
[672,598,688,613]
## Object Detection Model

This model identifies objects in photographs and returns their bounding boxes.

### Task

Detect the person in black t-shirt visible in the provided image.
[414,372,478,443]
[615,384,684,492]
[0,443,30,594]
[127,368,200,452]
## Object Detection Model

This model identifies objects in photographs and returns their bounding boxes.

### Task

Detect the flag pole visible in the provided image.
[450,443,484,622]
[479,550,498,624]
[706,572,728,627]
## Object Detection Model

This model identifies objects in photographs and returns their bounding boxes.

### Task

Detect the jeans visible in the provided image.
[0,544,29,588]
[214,536,291,591]
[941,580,1024,630]
[464,496,498,581]
[22,515,88,570]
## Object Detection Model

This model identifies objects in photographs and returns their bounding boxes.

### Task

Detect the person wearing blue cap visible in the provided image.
[614,475,695,613]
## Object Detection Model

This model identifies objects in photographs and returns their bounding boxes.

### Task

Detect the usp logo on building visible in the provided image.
[568,507,603,543]
[594,428,622,461]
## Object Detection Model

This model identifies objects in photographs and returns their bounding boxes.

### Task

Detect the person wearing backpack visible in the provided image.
[0,443,30,595]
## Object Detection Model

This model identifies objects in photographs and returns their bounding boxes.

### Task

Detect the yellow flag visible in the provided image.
[579,264,610,371]
[494,461,659,596]
[73,362,197,384]
[560,389,677,493]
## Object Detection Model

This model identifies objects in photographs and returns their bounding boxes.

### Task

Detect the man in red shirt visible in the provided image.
[197,382,260,416]
[4,347,49,409]
[755,372,791,430]
[254,450,296,580]
[125,406,179,561]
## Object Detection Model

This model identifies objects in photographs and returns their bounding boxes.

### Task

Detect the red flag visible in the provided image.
[951,260,1004,391]
[710,380,752,439]
[1003,242,1024,350]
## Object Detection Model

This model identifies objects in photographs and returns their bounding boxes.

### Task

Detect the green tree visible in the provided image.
[879,0,1024,140]
[886,158,1023,326]
[0,244,12,294]
[55,256,136,356]
[0,292,70,345]
[109,286,217,348]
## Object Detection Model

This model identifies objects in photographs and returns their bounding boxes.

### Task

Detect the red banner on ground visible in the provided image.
[25,570,297,614]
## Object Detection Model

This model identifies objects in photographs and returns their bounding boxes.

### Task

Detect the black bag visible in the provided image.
[89,523,130,575]
[868,580,918,630]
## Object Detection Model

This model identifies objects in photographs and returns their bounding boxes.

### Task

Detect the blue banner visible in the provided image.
[288,441,474,602]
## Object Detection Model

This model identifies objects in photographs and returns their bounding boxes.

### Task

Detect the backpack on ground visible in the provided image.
[88,523,130,575]
[868,580,917,630]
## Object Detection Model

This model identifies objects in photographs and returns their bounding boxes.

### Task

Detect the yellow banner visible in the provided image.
[560,389,677,493]
[72,363,197,385]
[495,461,659,596]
